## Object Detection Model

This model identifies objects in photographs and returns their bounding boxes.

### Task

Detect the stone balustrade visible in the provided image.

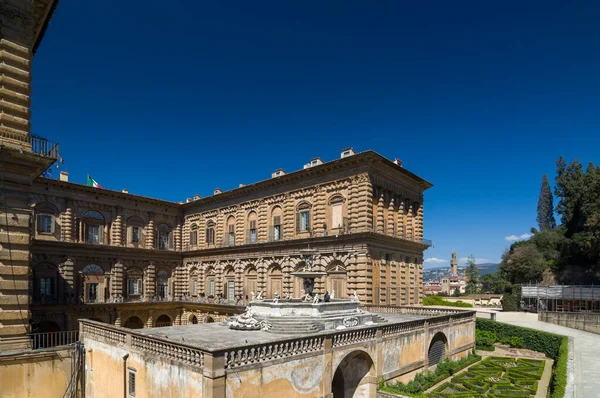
[360,304,470,316]
[332,328,377,347]
[381,320,425,337]
[131,335,204,368]
[224,336,324,370]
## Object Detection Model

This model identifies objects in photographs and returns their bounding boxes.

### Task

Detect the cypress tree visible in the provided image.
[537,174,556,231]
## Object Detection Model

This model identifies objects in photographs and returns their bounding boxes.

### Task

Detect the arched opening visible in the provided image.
[123,316,145,329]
[293,262,307,297]
[326,261,347,299]
[296,202,312,234]
[82,264,106,303]
[205,220,216,245]
[156,269,170,300]
[126,216,145,248]
[244,265,258,300]
[205,316,215,323]
[82,210,105,244]
[332,350,375,398]
[247,211,258,244]
[269,206,283,241]
[226,215,236,246]
[205,266,216,297]
[223,266,235,304]
[155,314,172,327]
[189,267,199,297]
[34,321,61,333]
[428,332,448,368]
[189,315,198,324]
[328,194,346,233]
[156,223,172,250]
[189,223,199,248]
[267,264,283,298]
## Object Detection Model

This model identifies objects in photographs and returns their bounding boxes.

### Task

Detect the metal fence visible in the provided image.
[521,284,600,312]
[29,330,79,349]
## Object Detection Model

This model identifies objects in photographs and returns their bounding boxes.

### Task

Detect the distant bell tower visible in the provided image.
[0,0,59,351]
[450,251,458,278]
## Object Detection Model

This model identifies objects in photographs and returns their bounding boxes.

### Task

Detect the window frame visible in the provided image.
[128,368,136,397]
[38,213,54,234]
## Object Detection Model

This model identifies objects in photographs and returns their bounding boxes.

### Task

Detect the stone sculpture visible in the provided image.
[228,308,271,331]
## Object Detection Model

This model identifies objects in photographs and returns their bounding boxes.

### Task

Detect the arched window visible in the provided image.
[296,202,311,233]
[270,206,283,241]
[247,211,257,244]
[126,216,145,247]
[157,269,169,299]
[83,210,105,244]
[35,202,59,238]
[205,220,215,245]
[82,264,104,303]
[226,215,235,246]
[189,224,198,247]
[328,195,346,231]
[156,223,172,250]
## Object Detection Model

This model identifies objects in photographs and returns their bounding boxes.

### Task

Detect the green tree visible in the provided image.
[500,243,546,284]
[465,256,480,294]
[480,272,507,294]
[537,174,556,231]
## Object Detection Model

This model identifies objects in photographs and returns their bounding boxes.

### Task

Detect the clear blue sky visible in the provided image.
[32,1,600,268]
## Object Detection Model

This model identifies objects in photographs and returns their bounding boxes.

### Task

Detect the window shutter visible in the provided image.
[205,229,210,244]
[250,220,256,230]
[306,211,311,231]
[296,212,300,233]
[137,279,142,294]
[51,215,57,234]
[36,214,42,233]
[169,231,174,250]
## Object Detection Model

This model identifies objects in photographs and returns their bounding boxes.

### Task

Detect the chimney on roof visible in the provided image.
[59,171,68,182]
[304,157,323,169]
[178,201,184,204]
[393,158,403,167]
[271,169,285,178]
[122,188,128,194]
[239,184,245,188]
[186,198,192,203]
[193,194,201,200]
[214,188,222,195]
[341,148,355,158]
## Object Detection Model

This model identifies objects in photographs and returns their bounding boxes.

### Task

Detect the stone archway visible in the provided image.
[189,315,198,324]
[155,314,172,327]
[123,316,145,329]
[332,350,375,398]
[428,332,448,368]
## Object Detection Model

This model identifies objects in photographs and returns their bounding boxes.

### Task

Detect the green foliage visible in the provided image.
[500,243,546,284]
[501,284,521,312]
[500,336,524,348]
[380,353,481,395]
[480,272,507,294]
[476,329,497,347]
[423,295,473,308]
[465,255,480,294]
[476,318,569,398]
[537,174,556,231]
[550,337,568,398]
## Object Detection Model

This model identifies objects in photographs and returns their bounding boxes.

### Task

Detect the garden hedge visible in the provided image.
[476,318,568,398]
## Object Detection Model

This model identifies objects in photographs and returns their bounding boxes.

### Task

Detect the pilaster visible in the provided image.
[111,261,124,299]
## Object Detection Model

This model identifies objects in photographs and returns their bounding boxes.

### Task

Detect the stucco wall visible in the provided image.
[84,338,203,398]
[539,311,600,335]
[0,348,74,398]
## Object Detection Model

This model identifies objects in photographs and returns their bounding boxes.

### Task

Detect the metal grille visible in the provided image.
[428,337,446,366]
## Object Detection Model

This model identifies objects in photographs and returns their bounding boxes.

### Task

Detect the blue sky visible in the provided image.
[32,1,600,268]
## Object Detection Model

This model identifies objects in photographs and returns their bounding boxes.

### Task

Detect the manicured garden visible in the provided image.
[429,356,545,397]
[423,295,473,308]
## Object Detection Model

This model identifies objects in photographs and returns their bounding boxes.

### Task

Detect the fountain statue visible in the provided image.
[291,250,327,298]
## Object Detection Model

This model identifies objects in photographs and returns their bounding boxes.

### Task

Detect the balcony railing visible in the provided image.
[29,330,79,349]
[29,134,59,159]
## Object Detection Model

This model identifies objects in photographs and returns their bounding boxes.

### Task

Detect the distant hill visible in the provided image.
[477,263,500,276]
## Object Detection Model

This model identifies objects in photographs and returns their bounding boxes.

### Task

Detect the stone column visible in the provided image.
[146,310,154,328]
[59,258,75,304]
[257,201,268,242]
[376,193,385,234]
[406,202,414,240]
[347,177,359,233]
[145,263,156,299]
[282,194,294,239]
[313,186,326,236]
[397,199,405,239]
[112,211,123,246]
[356,174,373,232]
[387,195,395,237]
[145,217,155,249]
[111,261,124,299]
[415,201,424,242]
[355,251,372,303]
[174,220,182,251]
[62,204,73,242]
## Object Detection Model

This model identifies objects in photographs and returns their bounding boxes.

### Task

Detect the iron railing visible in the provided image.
[29,330,79,349]
[29,134,59,159]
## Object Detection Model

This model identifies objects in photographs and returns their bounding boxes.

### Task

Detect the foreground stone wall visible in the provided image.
[539,311,600,335]
[0,347,74,398]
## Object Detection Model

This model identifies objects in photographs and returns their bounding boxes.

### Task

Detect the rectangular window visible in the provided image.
[192,279,198,295]
[228,225,235,246]
[209,280,215,296]
[87,283,98,302]
[39,277,53,296]
[131,226,140,243]
[87,224,100,244]
[273,225,281,241]
[206,228,214,244]
[128,279,140,295]
[300,211,310,232]
[331,204,343,229]
[158,231,169,250]
[128,368,136,397]
[190,230,197,246]
[249,220,257,243]
[39,214,53,233]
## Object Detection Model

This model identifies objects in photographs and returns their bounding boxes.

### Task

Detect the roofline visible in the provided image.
[33,0,60,54]
[183,150,432,209]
